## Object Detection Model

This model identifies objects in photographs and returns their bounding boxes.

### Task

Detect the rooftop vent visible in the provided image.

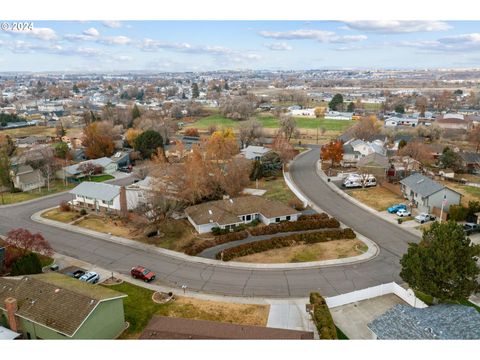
[208,209,213,215]
[417,179,425,184]
[229,199,234,204]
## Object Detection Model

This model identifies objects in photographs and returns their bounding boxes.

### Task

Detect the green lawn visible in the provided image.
[0,180,75,205]
[414,290,480,313]
[190,113,355,132]
[77,174,115,183]
[256,176,297,205]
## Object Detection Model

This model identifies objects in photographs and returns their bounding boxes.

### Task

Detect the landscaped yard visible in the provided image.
[255,176,298,205]
[41,207,83,223]
[77,174,115,183]
[73,215,135,238]
[346,185,404,212]
[103,281,269,339]
[0,180,75,205]
[233,238,366,264]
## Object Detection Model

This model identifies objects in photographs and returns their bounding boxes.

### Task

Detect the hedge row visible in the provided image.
[217,228,355,261]
[248,218,340,236]
[309,292,338,339]
[298,213,329,221]
[183,230,249,256]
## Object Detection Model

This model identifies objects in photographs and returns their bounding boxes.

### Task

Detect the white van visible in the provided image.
[364,176,377,187]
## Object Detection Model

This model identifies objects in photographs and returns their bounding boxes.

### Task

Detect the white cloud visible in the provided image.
[258,29,367,43]
[100,35,131,45]
[400,33,480,53]
[440,33,480,44]
[5,27,57,41]
[83,27,100,37]
[65,28,130,46]
[263,42,293,51]
[344,21,452,34]
[102,21,122,28]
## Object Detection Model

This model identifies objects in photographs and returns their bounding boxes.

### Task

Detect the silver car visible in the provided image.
[79,271,100,284]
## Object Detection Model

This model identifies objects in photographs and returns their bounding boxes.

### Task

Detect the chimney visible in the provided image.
[4,297,18,332]
[119,186,128,218]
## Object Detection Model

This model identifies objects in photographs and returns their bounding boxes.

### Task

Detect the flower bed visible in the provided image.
[217,228,355,261]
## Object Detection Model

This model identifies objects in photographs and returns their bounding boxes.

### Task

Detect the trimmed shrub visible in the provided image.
[310,292,338,339]
[10,253,43,276]
[80,209,87,216]
[218,228,355,261]
[183,230,249,256]
[59,201,71,212]
[449,205,468,221]
[249,218,340,236]
[298,213,329,221]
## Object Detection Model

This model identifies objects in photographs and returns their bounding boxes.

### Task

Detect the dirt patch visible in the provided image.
[42,207,82,223]
[233,239,366,264]
[346,186,404,211]
[102,277,124,286]
[152,292,174,304]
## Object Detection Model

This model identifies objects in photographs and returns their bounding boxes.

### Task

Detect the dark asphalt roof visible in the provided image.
[399,173,444,197]
[368,304,480,339]
[459,151,480,164]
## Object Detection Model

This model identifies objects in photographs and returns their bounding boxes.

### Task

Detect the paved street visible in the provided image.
[0,150,420,298]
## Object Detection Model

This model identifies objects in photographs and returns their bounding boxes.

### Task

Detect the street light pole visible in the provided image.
[439,190,447,223]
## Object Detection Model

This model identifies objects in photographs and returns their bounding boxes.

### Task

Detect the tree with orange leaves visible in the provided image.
[82,122,115,159]
[320,140,344,167]
[205,128,239,161]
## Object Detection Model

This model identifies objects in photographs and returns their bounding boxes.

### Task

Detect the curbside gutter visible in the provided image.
[32,206,378,270]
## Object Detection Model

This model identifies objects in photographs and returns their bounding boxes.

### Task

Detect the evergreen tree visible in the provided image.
[191,83,200,98]
[132,104,141,120]
[347,101,355,112]
[134,130,164,159]
[328,93,344,111]
[400,221,480,301]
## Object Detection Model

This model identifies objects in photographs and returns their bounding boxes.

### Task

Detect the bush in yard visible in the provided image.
[309,292,337,339]
[183,230,249,256]
[59,201,71,212]
[80,209,87,216]
[288,198,304,211]
[248,218,340,236]
[10,253,43,276]
[218,228,355,261]
[448,205,468,221]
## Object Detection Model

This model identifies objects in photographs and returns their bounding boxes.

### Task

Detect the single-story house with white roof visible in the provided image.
[184,195,301,234]
[240,146,272,161]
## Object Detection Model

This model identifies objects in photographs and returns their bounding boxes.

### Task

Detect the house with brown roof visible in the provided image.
[185,195,301,233]
[0,273,127,339]
[140,316,314,340]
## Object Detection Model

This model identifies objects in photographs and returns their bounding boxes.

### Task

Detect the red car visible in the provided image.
[130,266,156,282]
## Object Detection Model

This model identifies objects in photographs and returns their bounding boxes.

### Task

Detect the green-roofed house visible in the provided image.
[0,273,127,339]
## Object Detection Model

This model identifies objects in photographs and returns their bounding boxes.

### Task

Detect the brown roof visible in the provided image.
[0,273,126,337]
[140,316,314,340]
[185,196,301,226]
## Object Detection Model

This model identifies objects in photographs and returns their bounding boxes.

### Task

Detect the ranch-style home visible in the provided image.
[185,195,302,234]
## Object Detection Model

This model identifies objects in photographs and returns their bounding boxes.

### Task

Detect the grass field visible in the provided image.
[190,113,355,133]
[440,181,480,206]
[104,282,269,338]
[255,177,297,205]
[77,174,115,183]
[0,180,74,205]
[234,239,366,264]
[346,185,404,212]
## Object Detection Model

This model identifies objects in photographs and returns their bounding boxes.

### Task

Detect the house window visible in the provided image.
[275,217,280,223]
[246,214,251,221]
[286,215,291,221]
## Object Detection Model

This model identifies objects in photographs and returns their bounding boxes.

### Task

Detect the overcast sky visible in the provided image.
[1,20,480,72]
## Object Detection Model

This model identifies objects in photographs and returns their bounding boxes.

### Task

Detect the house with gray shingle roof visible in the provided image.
[399,173,461,214]
[0,273,127,339]
[368,304,480,340]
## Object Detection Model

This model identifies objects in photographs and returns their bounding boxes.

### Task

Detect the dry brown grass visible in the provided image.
[41,207,82,223]
[346,185,404,211]
[2,126,56,138]
[169,297,270,326]
[438,180,480,206]
[73,215,134,238]
[234,238,366,264]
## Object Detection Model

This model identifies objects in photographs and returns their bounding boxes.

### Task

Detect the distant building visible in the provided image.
[240,145,272,160]
[11,165,45,192]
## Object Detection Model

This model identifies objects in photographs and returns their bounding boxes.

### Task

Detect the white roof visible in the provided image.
[65,157,113,176]
[70,181,120,202]
[0,325,20,340]
[240,146,271,160]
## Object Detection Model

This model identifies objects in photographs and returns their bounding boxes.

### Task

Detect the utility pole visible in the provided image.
[439,190,447,223]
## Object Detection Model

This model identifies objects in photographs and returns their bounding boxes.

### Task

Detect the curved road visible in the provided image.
[0,151,419,298]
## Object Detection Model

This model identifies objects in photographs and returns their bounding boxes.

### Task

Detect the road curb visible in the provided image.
[32,207,378,270]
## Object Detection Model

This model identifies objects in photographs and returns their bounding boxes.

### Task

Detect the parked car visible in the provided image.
[79,271,100,284]
[463,223,480,235]
[131,266,156,282]
[396,209,411,217]
[388,204,407,214]
[414,213,436,224]
[66,269,86,279]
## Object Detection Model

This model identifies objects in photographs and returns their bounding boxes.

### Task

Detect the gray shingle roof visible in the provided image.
[399,173,444,197]
[368,304,480,340]
[65,157,113,176]
[70,181,120,202]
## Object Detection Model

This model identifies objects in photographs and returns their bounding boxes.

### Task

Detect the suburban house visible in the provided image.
[386,156,422,181]
[140,316,314,340]
[341,143,362,167]
[356,153,389,178]
[384,116,418,127]
[185,195,302,234]
[436,113,473,131]
[240,145,272,160]
[325,111,353,121]
[341,138,386,167]
[70,181,140,213]
[110,150,132,169]
[0,273,127,339]
[368,304,480,340]
[10,165,45,192]
[458,151,480,174]
[399,173,461,214]
[289,108,315,117]
[56,157,118,181]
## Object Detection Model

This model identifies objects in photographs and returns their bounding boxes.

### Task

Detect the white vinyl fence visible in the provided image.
[325,282,428,309]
